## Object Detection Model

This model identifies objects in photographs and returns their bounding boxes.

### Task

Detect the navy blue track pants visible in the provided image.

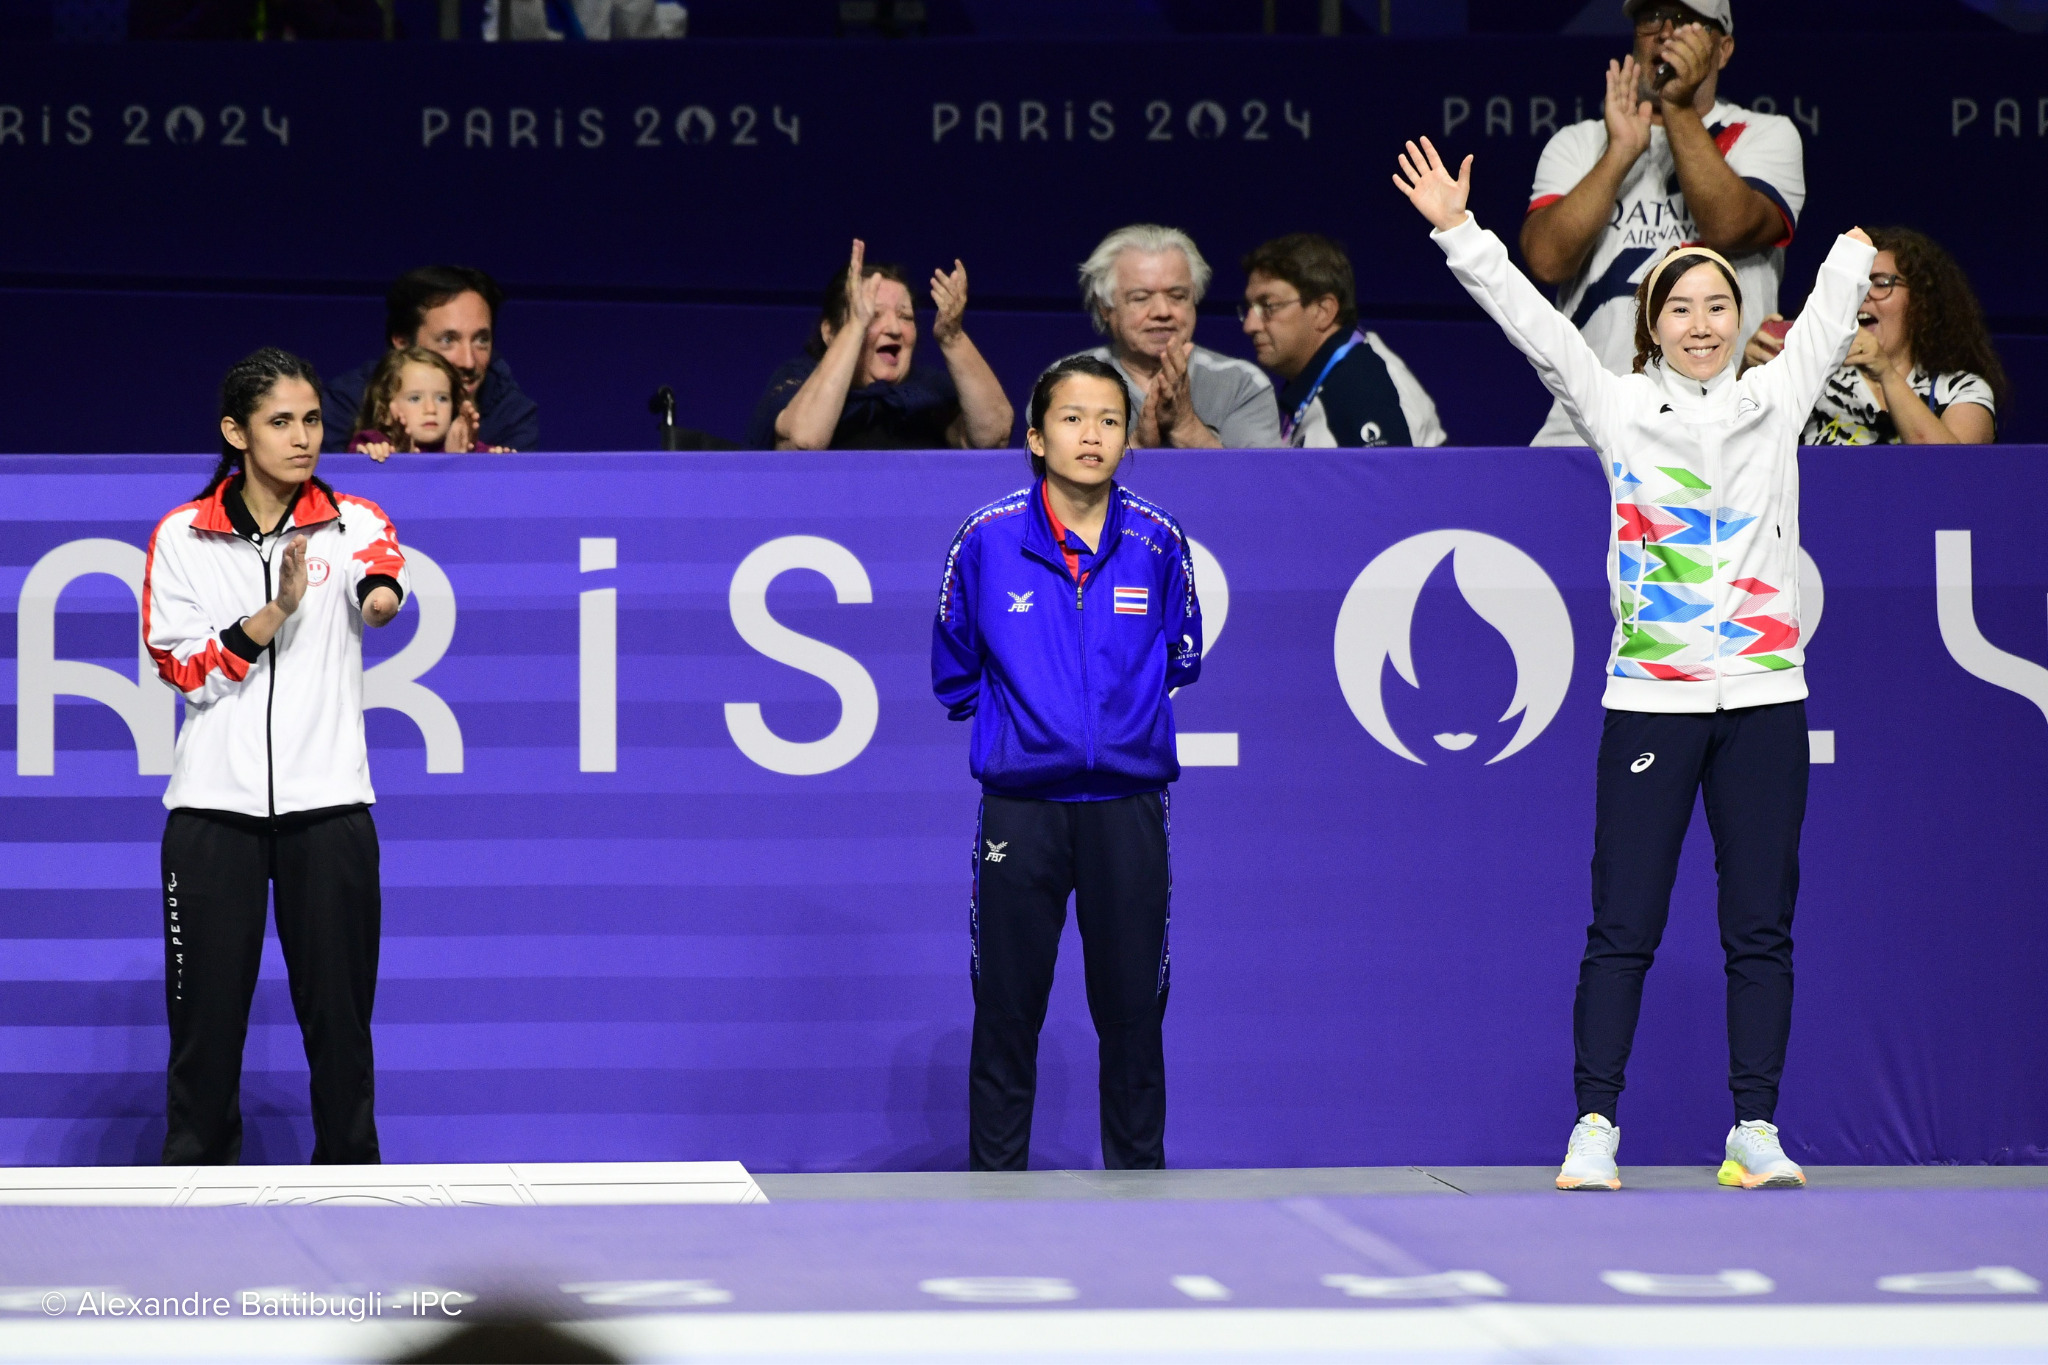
[968,791,1171,1172]
[1575,701,1809,1126]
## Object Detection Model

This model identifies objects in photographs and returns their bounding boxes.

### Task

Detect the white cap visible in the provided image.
[1624,0,1732,34]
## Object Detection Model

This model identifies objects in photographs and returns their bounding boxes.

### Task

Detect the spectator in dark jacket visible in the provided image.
[747,238,1013,450]
[1240,233,1445,448]
[324,266,540,453]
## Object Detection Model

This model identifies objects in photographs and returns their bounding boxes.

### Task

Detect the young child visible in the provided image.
[1393,135,1875,1193]
[931,353,1203,1172]
[348,347,507,459]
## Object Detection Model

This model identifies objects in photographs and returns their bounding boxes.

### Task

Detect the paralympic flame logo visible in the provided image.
[1333,530,1575,765]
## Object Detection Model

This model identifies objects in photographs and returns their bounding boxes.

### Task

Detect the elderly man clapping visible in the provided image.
[1076,224,1282,449]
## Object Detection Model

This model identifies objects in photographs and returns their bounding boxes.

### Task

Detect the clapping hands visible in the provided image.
[1392,137,1473,232]
[930,258,969,344]
[1605,55,1653,163]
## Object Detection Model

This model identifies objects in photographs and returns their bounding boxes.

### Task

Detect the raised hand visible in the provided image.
[930,258,969,344]
[1654,23,1715,108]
[1846,227,1873,247]
[445,400,480,454]
[844,238,879,332]
[1604,55,1652,163]
[1392,137,1473,232]
[275,536,308,616]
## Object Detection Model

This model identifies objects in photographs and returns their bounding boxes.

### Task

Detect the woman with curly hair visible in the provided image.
[1746,227,2003,445]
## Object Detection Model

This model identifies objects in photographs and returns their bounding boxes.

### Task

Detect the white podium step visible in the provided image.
[0,1160,766,1207]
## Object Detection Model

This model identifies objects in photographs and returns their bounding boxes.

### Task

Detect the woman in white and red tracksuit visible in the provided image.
[144,348,411,1166]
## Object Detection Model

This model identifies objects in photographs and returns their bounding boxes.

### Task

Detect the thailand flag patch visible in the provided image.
[1112,586,1148,615]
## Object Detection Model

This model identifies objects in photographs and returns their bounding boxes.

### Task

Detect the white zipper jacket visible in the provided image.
[1433,214,1875,714]
[144,478,410,818]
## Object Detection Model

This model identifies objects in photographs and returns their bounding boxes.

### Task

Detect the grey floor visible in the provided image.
[755,1164,2048,1201]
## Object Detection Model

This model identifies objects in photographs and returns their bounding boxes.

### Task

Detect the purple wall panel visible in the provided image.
[0,449,2042,1171]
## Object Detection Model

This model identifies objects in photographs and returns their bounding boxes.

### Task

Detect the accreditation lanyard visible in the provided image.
[1281,331,1365,444]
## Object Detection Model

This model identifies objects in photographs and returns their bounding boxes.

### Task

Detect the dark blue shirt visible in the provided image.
[322,353,541,453]
[747,355,960,450]
[1275,329,1412,448]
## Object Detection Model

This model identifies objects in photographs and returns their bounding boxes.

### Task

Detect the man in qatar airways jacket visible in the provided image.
[144,349,410,1167]
[932,354,1202,1173]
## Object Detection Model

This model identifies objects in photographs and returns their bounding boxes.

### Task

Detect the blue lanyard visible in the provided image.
[1282,331,1365,443]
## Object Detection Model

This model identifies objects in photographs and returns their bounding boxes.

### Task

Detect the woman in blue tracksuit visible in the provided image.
[932,353,1203,1172]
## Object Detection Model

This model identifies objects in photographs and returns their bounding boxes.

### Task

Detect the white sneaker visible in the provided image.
[1718,1119,1807,1189]
[1556,1113,1621,1190]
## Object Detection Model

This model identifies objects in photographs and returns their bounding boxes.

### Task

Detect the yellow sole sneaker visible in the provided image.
[1717,1158,1806,1189]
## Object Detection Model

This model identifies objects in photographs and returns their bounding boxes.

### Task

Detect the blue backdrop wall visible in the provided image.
[3,448,2044,1170]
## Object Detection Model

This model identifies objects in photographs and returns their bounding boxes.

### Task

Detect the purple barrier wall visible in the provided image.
[2,448,2044,1171]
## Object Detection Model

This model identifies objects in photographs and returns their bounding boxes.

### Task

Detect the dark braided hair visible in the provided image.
[1868,226,2008,416]
[199,348,324,499]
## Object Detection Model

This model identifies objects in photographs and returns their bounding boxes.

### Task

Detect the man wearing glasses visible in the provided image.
[1240,232,1445,448]
[1520,0,1804,446]
[1077,224,1284,449]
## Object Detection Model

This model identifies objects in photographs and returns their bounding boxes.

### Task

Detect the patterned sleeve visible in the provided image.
[1933,370,1997,418]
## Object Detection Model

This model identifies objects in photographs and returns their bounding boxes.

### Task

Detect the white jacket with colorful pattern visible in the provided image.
[1433,213,1874,714]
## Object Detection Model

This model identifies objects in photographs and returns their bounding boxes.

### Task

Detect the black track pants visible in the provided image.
[162,807,383,1165]
[969,791,1171,1172]
[1575,701,1809,1126]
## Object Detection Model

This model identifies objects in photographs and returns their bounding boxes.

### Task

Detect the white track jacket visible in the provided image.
[144,478,410,818]
[1433,214,1875,714]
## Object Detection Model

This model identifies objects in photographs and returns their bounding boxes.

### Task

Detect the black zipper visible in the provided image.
[255,532,278,827]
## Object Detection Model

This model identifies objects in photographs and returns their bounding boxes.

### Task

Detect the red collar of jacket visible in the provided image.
[191,476,340,535]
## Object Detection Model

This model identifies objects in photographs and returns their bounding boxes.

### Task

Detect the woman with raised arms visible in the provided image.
[1393,136,1876,1192]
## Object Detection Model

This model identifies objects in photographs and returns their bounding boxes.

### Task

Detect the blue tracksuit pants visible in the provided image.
[1574,700,1809,1126]
[968,791,1171,1172]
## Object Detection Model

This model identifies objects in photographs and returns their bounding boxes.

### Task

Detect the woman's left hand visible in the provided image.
[931,259,969,344]
[362,586,401,628]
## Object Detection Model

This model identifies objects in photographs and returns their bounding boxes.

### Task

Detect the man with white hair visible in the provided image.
[1079,224,1283,449]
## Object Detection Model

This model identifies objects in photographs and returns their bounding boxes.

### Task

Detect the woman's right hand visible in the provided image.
[274,536,308,616]
[843,238,880,333]
[1393,137,1473,232]
[1603,56,1653,165]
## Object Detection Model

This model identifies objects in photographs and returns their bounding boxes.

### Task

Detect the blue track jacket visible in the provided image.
[932,480,1202,801]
